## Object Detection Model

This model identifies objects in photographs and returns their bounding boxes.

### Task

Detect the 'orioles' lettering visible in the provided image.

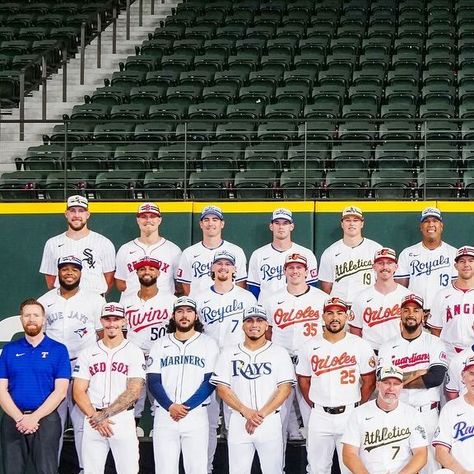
[311,352,357,376]
[274,306,321,329]
[363,304,401,327]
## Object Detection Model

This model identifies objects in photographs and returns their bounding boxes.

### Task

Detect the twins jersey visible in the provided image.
[445,345,474,396]
[191,285,256,349]
[318,238,383,303]
[115,238,181,295]
[119,291,176,353]
[73,339,146,408]
[342,400,428,474]
[350,284,412,351]
[395,241,457,310]
[259,286,326,354]
[147,332,219,406]
[296,333,376,407]
[378,332,448,407]
[176,240,247,294]
[40,231,116,295]
[38,288,105,360]
[210,341,295,412]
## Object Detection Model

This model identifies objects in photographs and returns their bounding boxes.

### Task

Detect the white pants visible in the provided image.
[207,392,231,473]
[134,384,155,419]
[418,404,441,474]
[280,385,311,437]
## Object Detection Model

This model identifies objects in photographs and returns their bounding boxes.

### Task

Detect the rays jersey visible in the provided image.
[445,345,474,396]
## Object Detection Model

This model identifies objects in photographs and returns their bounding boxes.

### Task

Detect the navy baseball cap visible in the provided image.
[420,207,442,222]
[243,306,268,322]
[272,208,293,223]
[173,296,197,311]
[57,255,82,270]
[200,205,224,221]
[213,250,236,266]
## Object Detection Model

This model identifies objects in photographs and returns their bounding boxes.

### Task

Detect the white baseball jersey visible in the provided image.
[190,285,256,349]
[342,400,428,474]
[40,231,116,295]
[259,286,327,354]
[350,284,412,351]
[296,333,376,407]
[38,288,105,360]
[73,339,146,408]
[378,332,448,407]
[445,345,474,396]
[210,341,295,412]
[115,237,181,295]
[318,238,383,303]
[395,241,457,309]
[119,291,176,353]
[176,241,247,294]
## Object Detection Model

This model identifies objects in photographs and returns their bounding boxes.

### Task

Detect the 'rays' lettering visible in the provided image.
[231,360,272,380]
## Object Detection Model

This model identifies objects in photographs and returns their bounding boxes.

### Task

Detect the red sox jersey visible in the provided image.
[40,231,116,295]
[115,238,182,295]
[296,333,376,407]
[73,339,146,409]
[445,345,474,396]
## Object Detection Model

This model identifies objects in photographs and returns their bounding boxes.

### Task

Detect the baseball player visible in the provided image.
[445,343,474,400]
[39,195,116,295]
[211,306,295,474]
[147,296,219,474]
[350,248,412,353]
[342,366,428,474]
[318,206,382,304]
[395,207,457,312]
[115,202,182,295]
[378,293,448,474]
[73,302,145,474]
[296,297,377,474]
[176,205,247,295]
[247,208,318,299]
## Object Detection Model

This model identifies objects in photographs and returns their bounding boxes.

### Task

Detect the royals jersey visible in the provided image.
[445,345,474,396]
[38,288,105,360]
[73,339,145,408]
[176,241,247,294]
[40,231,116,295]
[259,286,326,354]
[318,238,383,303]
[210,341,295,412]
[115,238,182,295]
[296,333,376,407]
[395,241,457,310]
[342,400,428,474]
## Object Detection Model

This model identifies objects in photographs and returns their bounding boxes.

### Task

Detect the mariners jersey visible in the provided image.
[191,285,256,349]
[40,231,116,295]
[445,345,474,395]
[395,241,457,310]
[296,333,376,407]
[73,339,145,409]
[210,341,295,412]
[318,238,383,303]
[259,286,326,354]
[378,332,448,407]
[115,237,181,295]
[176,240,247,293]
[350,284,412,351]
[38,288,105,360]
[119,291,176,353]
[342,400,428,474]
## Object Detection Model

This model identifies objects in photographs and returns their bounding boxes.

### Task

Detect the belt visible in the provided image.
[22,410,35,414]
[95,406,134,412]
[70,357,77,362]
[416,402,439,413]
[314,402,360,415]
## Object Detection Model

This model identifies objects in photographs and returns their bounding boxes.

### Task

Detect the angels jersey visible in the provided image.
[445,345,474,396]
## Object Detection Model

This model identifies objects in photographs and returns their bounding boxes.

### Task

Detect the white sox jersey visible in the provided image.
[395,241,457,310]
[318,238,383,303]
[38,288,105,360]
[176,241,247,294]
[119,291,176,353]
[296,333,376,407]
[40,231,116,295]
[342,400,428,474]
[445,345,474,396]
[115,238,181,295]
[73,339,146,408]
[350,284,412,351]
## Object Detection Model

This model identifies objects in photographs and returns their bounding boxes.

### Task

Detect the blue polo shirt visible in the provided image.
[0,335,71,411]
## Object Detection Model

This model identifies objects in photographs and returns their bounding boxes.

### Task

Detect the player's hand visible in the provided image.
[241,408,263,427]
[245,419,257,435]
[90,418,115,437]
[169,404,189,421]
[16,414,40,434]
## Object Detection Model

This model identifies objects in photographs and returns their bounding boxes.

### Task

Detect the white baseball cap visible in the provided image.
[401,294,424,309]
[137,202,161,217]
[420,207,442,222]
[374,247,397,263]
[378,365,404,382]
[455,246,474,262]
[173,296,197,311]
[284,253,308,268]
[272,208,293,223]
[101,302,125,318]
[213,250,236,266]
[323,297,350,312]
[243,305,268,321]
[341,206,363,219]
[67,195,88,210]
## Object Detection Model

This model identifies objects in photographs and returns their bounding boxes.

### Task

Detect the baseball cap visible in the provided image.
[341,206,363,220]
[420,207,442,222]
[455,246,474,262]
[284,253,308,268]
[378,365,404,382]
[137,202,161,217]
[243,305,268,322]
[66,195,88,210]
[173,296,197,312]
[133,257,161,270]
[463,355,474,372]
[57,255,83,270]
[101,302,125,318]
[272,208,293,223]
[200,205,224,221]
[324,297,350,312]
[401,293,424,309]
[374,247,397,264]
[212,249,236,266]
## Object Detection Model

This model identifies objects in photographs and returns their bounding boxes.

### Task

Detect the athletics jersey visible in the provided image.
[259,286,326,354]
[350,284,412,351]
[395,241,457,310]
[296,333,376,407]
[115,237,181,295]
[342,400,428,474]
[378,332,448,407]
[38,288,104,360]
[210,341,295,412]
[318,238,382,303]
[119,291,176,353]
[445,345,474,396]
[73,339,145,409]
[40,231,116,295]
[191,285,256,349]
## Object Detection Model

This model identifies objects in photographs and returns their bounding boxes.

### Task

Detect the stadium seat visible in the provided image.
[371,169,415,200]
[134,122,175,143]
[129,85,167,105]
[70,144,114,171]
[188,170,233,199]
[325,169,370,199]
[234,170,277,199]
[417,169,460,199]
[113,144,156,171]
[200,143,243,171]
[149,102,188,120]
[156,142,202,170]
[93,122,135,142]
[44,171,96,200]
[23,144,65,171]
[0,171,46,201]
[94,171,143,200]
[280,169,324,199]
[226,102,265,119]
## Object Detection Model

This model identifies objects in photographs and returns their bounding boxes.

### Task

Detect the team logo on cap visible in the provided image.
[455,246,474,262]
[463,355,474,371]
[133,257,161,270]
[213,250,236,265]
[200,205,224,221]
[284,253,308,268]
[67,195,88,209]
[243,305,268,321]
[374,247,397,263]
[401,294,424,309]
[341,206,363,219]
[272,208,293,223]
[420,207,442,222]
[137,202,161,216]
[378,365,404,382]
[101,303,125,318]
[323,297,349,312]
[57,255,83,269]
[173,296,197,311]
